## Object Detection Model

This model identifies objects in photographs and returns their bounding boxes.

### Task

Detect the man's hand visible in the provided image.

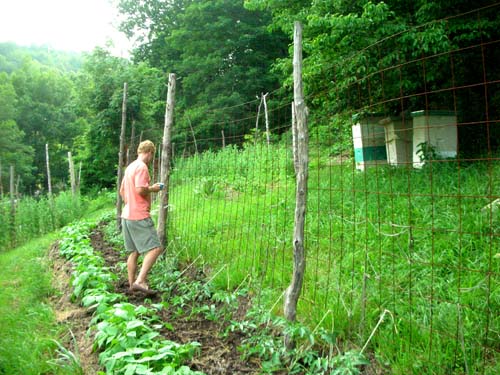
[137,183,161,197]
[149,183,162,193]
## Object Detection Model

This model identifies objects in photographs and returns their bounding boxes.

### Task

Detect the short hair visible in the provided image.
[137,140,156,155]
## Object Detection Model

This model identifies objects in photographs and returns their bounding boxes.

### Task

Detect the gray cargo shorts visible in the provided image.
[122,217,161,254]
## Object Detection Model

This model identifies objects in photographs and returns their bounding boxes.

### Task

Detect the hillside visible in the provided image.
[0,42,83,73]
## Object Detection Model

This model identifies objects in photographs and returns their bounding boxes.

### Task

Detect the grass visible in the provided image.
[0,232,70,375]
[0,192,114,375]
[165,142,499,374]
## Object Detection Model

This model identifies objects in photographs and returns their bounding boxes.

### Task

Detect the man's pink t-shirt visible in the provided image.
[120,159,151,220]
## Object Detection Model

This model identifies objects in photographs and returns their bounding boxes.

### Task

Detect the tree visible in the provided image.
[0,72,34,192]
[10,59,82,192]
[245,0,500,154]
[118,0,288,152]
[74,48,165,191]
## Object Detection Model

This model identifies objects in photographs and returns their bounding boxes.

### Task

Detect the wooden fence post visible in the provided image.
[284,21,309,348]
[117,82,127,231]
[68,151,76,196]
[263,92,270,146]
[158,73,176,248]
[291,102,299,173]
[9,165,15,246]
[78,162,82,191]
[255,94,263,144]
[45,144,52,196]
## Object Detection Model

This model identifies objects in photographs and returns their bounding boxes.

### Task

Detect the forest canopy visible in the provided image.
[0,0,498,195]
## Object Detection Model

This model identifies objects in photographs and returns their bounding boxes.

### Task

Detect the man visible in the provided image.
[120,140,163,295]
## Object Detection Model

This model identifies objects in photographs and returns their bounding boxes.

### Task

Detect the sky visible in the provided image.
[0,0,132,56]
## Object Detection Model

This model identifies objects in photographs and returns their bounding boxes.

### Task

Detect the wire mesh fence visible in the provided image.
[147,6,500,374]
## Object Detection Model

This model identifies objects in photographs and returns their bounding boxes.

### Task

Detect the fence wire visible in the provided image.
[154,6,499,375]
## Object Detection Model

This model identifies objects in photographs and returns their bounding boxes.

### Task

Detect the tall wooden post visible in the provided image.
[158,73,176,248]
[68,151,76,196]
[116,82,127,231]
[291,102,299,173]
[263,92,270,146]
[284,21,308,347]
[9,165,15,246]
[77,162,82,191]
[255,94,263,144]
[45,144,52,196]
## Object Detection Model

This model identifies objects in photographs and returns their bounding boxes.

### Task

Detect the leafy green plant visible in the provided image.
[60,220,205,375]
[330,351,370,375]
[416,141,439,163]
[231,299,370,375]
[194,178,219,198]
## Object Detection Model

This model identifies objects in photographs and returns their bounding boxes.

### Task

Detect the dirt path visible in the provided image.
[50,242,101,374]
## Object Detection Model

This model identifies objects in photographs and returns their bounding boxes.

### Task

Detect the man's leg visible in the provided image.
[135,247,162,288]
[127,251,140,288]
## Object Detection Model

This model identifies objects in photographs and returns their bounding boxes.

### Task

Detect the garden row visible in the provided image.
[58,215,373,374]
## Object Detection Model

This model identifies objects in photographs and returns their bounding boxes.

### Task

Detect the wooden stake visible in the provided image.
[158,73,176,248]
[68,151,76,196]
[116,82,127,230]
[78,162,82,191]
[221,130,226,148]
[284,21,309,348]
[291,102,299,174]
[9,165,15,246]
[45,144,52,196]
[255,94,263,144]
[263,92,270,146]
[157,142,162,182]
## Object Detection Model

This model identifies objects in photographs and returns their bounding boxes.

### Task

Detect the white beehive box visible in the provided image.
[352,113,387,170]
[380,115,413,167]
[411,110,457,168]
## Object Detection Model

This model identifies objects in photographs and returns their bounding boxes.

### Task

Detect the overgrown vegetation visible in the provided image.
[104,214,376,375]
[0,190,114,252]
[167,142,500,374]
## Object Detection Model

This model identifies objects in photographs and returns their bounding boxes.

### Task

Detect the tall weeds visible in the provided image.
[0,191,84,251]
[166,142,499,374]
